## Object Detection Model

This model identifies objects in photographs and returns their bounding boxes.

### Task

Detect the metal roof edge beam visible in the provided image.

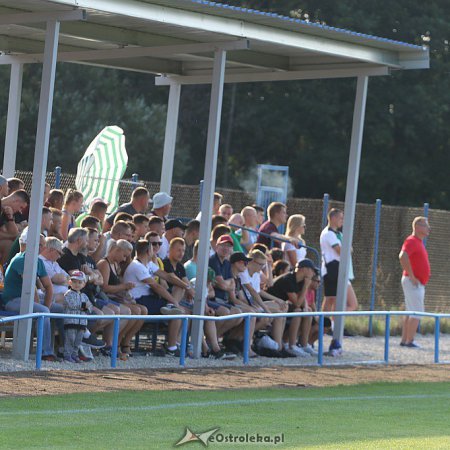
[53,0,404,68]
[156,66,389,85]
[0,9,86,26]
[0,39,248,65]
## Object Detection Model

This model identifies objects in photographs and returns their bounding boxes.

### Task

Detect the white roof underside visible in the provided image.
[0,0,429,84]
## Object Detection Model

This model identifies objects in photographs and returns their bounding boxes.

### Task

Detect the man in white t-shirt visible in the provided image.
[123,240,183,355]
[157,219,186,260]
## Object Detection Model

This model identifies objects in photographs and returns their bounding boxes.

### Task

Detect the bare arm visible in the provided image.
[40,276,54,308]
[243,284,271,313]
[399,251,418,286]
[142,276,179,305]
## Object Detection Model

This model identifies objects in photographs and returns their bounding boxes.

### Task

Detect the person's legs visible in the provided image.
[100,306,116,346]
[121,304,147,350]
[298,309,313,348]
[346,283,358,311]
[401,277,425,345]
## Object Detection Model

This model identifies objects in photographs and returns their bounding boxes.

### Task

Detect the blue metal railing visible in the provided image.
[1,310,448,370]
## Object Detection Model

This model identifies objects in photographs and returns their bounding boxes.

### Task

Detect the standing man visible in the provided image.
[399,216,431,348]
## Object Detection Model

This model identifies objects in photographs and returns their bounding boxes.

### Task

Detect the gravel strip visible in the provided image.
[0,334,449,372]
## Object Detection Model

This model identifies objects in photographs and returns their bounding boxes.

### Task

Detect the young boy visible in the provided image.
[63,271,93,363]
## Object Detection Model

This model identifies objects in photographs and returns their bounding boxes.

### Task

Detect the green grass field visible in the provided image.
[1,382,449,449]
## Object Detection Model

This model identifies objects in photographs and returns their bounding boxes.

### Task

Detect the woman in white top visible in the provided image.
[283,214,307,268]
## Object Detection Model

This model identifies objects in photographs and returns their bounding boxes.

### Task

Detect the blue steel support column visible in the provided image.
[434,316,440,363]
[368,199,382,336]
[132,173,139,190]
[318,315,324,366]
[384,314,391,363]
[111,318,120,368]
[35,316,45,370]
[179,318,188,367]
[54,166,62,189]
[243,315,251,365]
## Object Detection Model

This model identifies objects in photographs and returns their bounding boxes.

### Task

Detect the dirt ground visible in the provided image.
[0,364,448,397]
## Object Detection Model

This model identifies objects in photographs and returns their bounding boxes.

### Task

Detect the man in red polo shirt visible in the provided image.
[399,216,431,348]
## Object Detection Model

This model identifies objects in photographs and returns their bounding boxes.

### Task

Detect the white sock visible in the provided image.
[83,330,91,339]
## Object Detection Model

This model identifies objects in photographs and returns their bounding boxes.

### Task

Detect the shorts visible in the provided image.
[136,294,166,315]
[401,276,425,313]
[207,298,234,310]
[95,297,120,309]
[323,275,338,297]
[179,300,194,312]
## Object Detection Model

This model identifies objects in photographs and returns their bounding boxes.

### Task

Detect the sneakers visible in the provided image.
[207,349,236,360]
[79,344,94,362]
[64,355,81,363]
[100,345,112,357]
[301,344,318,356]
[256,335,279,351]
[42,354,58,362]
[284,344,309,357]
[405,341,421,348]
[160,304,183,315]
[82,335,106,349]
[327,339,343,357]
[164,343,180,357]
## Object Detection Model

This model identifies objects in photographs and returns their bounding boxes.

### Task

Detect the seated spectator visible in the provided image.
[195,192,222,221]
[241,206,259,250]
[0,190,30,264]
[79,215,101,230]
[144,231,165,274]
[182,219,200,264]
[158,219,186,260]
[184,239,199,281]
[133,214,150,239]
[219,203,233,221]
[210,224,231,256]
[149,192,173,220]
[39,236,69,302]
[257,202,298,249]
[148,216,165,237]
[0,175,9,198]
[128,222,137,243]
[61,189,84,241]
[100,220,133,261]
[114,212,133,224]
[237,250,288,355]
[103,187,150,232]
[267,259,317,357]
[48,207,63,240]
[211,214,228,230]
[75,198,109,230]
[7,206,53,266]
[304,273,325,354]
[43,182,51,205]
[162,238,196,304]
[269,248,284,263]
[46,189,64,210]
[227,213,246,253]
[273,259,290,278]
[250,243,274,290]
[283,214,307,268]
[123,240,183,356]
[56,227,106,350]
[251,204,265,227]
[208,234,243,338]
[97,239,147,357]
[7,177,25,194]
[2,233,56,361]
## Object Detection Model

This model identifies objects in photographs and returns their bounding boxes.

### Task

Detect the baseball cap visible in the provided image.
[70,270,86,282]
[230,252,252,264]
[165,219,187,231]
[216,234,233,246]
[296,258,318,272]
[152,192,173,209]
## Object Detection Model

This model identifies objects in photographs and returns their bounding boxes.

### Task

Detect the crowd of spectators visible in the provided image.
[0,177,354,362]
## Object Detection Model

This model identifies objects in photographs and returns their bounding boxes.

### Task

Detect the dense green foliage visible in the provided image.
[0,0,448,207]
[1,383,449,448]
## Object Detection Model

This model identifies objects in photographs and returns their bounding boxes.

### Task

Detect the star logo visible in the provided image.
[175,427,220,447]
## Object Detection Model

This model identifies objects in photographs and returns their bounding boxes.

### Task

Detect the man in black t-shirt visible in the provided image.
[268,259,317,357]
[162,237,194,307]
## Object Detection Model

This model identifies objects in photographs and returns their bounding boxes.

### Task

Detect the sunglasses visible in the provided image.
[151,241,162,247]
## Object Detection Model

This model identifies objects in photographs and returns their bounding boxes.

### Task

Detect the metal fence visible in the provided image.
[15,168,450,313]
[1,310,448,370]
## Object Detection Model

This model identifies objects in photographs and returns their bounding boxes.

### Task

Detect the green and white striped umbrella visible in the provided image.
[76,125,128,213]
